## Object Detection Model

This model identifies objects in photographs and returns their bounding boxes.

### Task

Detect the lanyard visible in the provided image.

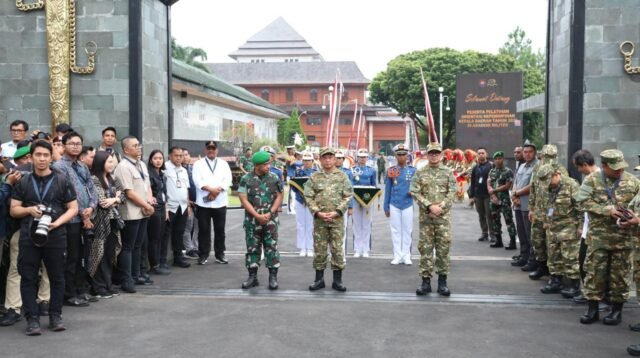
[31,175,55,204]
[601,170,620,204]
[548,184,562,205]
[124,157,145,180]
[205,158,218,175]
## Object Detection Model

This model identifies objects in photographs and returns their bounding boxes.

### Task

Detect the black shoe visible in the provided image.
[520,260,538,272]
[120,283,137,294]
[0,309,22,326]
[541,275,564,294]
[505,239,517,250]
[25,318,41,336]
[573,292,587,304]
[94,289,113,299]
[416,277,432,296]
[528,261,549,280]
[64,297,89,307]
[490,241,504,248]
[185,250,199,259]
[332,270,346,292]
[38,301,49,316]
[628,344,640,357]
[268,268,279,290]
[215,255,228,264]
[489,235,497,244]
[630,323,640,332]
[309,270,325,291]
[477,235,488,242]
[511,258,527,267]
[149,265,172,275]
[134,277,152,286]
[561,279,581,298]
[198,257,208,265]
[437,275,451,296]
[580,300,600,324]
[78,293,99,303]
[603,302,623,326]
[242,268,259,289]
[172,259,191,268]
[48,315,65,332]
[511,255,521,261]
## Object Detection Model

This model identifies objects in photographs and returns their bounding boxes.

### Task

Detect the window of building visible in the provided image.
[306,117,321,126]
[342,90,349,101]
[310,89,318,102]
[286,88,294,102]
[339,117,352,125]
[307,135,316,141]
[261,89,269,101]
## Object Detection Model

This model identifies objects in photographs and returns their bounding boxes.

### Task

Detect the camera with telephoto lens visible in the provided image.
[31,131,51,141]
[33,205,55,241]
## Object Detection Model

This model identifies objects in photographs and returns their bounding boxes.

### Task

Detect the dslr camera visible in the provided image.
[32,131,51,141]
[32,205,55,245]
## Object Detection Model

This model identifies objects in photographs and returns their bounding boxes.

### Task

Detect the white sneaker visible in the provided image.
[390,258,401,265]
[299,250,306,256]
[362,252,369,258]
[307,250,314,257]
[404,258,413,265]
[353,252,361,258]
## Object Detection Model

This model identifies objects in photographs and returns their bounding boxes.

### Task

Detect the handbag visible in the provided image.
[112,207,126,230]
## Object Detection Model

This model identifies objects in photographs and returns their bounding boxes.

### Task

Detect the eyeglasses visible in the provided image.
[10,129,25,133]
[66,142,82,147]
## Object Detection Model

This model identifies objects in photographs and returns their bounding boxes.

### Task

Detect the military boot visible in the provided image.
[241,268,259,289]
[603,302,623,326]
[308,270,325,291]
[573,291,587,304]
[416,277,432,296]
[580,300,600,324]
[505,236,517,250]
[540,275,564,294]
[627,344,640,357]
[268,268,279,290]
[490,234,504,248]
[528,261,549,280]
[520,260,538,272]
[437,275,451,296]
[332,270,347,292]
[561,279,581,298]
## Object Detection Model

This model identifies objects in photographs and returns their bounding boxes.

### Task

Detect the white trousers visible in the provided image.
[390,205,413,261]
[295,200,314,251]
[352,203,372,254]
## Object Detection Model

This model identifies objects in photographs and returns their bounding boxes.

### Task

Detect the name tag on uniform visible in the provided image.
[176,179,183,188]
[547,208,554,217]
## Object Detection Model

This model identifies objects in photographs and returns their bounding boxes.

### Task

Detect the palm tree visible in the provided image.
[171,38,210,73]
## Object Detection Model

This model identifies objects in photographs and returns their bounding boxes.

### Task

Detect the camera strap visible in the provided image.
[600,170,620,205]
[31,175,55,204]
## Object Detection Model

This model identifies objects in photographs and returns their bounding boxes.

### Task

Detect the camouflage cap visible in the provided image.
[426,142,442,153]
[537,163,561,181]
[319,147,335,156]
[600,149,628,170]
[541,144,558,158]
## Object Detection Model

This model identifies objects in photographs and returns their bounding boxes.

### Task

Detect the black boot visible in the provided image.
[308,270,325,291]
[416,277,432,296]
[561,279,581,298]
[603,302,623,326]
[520,260,538,272]
[437,275,451,296]
[505,237,517,250]
[528,261,549,280]
[628,344,640,357]
[573,290,587,304]
[332,270,347,292]
[540,275,564,294]
[241,268,259,289]
[580,300,600,324]
[490,234,504,248]
[268,268,278,290]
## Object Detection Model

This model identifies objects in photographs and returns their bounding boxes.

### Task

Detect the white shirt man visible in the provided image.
[164,147,192,268]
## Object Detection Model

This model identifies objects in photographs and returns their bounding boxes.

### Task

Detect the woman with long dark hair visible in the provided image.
[146,149,171,275]
[90,151,126,297]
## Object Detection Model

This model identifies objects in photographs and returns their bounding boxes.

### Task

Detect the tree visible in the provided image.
[171,38,210,73]
[277,108,306,149]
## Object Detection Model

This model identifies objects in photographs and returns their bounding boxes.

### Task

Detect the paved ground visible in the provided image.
[1,196,639,357]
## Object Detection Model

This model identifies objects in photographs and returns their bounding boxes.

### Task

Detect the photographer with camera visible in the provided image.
[10,140,78,335]
[52,132,99,307]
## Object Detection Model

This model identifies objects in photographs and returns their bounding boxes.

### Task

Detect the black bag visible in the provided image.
[112,208,126,230]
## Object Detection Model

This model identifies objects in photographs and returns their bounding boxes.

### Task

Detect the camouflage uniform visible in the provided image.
[538,166,581,279]
[576,151,640,303]
[410,158,458,278]
[304,166,353,271]
[237,171,283,269]
[629,193,640,300]
[488,165,517,241]
[239,155,254,174]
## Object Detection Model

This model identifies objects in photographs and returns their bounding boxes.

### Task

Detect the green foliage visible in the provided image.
[277,108,306,149]
[171,38,210,73]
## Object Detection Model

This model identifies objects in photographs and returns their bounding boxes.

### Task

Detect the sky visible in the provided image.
[171,0,549,80]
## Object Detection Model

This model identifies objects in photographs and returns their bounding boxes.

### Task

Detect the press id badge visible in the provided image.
[547,208,554,217]
[176,179,182,188]
[478,177,483,184]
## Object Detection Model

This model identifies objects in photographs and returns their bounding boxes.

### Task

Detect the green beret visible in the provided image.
[252,151,271,165]
[13,145,30,160]
[493,151,504,159]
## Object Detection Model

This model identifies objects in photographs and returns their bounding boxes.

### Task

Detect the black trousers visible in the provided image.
[18,243,65,319]
[196,206,226,259]
[116,218,147,285]
[168,206,188,261]
[147,207,166,268]
[64,222,89,299]
[91,220,118,293]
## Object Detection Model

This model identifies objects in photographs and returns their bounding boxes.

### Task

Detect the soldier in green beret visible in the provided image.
[487,151,517,249]
[577,149,640,325]
[410,143,458,296]
[237,151,284,290]
[304,147,353,292]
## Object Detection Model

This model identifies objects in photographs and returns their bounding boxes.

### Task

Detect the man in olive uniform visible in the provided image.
[237,151,284,290]
[487,151,517,249]
[410,143,457,296]
[304,147,353,292]
[576,149,640,325]
[526,144,559,279]
[238,147,254,175]
[536,163,581,295]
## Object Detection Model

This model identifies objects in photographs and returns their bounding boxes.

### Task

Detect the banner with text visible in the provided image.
[455,72,523,157]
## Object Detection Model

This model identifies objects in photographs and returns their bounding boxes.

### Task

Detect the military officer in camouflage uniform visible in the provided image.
[536,163,581,295]
[410,143,457,296]
[576,149,640,325]
[304,147,353,292]
[526,144,560,279]
[238,147,254,175]
[237,151,284,290]
[487,151,517,249]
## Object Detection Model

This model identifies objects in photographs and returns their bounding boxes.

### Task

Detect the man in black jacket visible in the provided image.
[468,148,494,243]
